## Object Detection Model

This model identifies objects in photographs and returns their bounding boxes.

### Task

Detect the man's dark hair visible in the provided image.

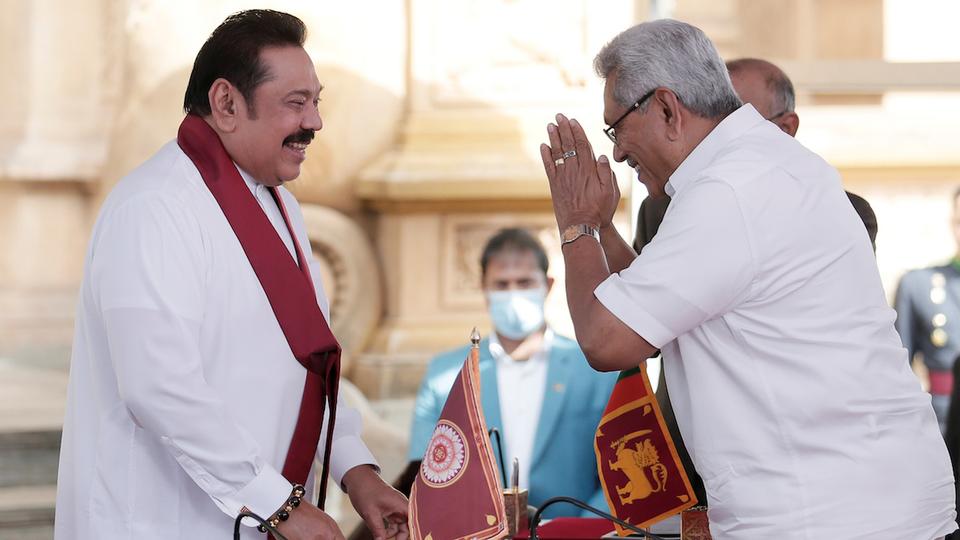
[183,9,306,117]
[480,228,549,278]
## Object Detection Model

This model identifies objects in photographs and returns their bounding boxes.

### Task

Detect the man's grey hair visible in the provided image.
[594,19,742,119]
[726,57,796,114]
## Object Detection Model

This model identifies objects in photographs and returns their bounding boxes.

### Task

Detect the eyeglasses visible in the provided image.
[603,88,657,145]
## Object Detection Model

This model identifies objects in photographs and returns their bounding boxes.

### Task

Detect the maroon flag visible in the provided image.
[409,333,507,540]
[595,364,697,536]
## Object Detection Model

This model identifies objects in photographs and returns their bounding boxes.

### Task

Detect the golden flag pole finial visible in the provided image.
[470,327,481,348]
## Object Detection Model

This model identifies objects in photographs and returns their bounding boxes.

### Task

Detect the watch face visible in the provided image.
[562,225,597,244]
[561,226,582,242]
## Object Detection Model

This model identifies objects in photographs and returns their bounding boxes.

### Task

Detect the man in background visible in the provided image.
[408,228,617,517]
[895,187,960,434]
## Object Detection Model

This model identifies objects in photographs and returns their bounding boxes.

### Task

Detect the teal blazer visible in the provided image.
[408,335,618,518]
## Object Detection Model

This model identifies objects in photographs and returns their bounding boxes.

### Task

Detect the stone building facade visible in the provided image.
[2,0,960,428]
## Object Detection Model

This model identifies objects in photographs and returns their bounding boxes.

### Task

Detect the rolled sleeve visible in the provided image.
[595,276,690,349]
[595,179,755,346]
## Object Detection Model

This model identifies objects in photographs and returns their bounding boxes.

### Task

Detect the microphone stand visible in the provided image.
[529,496,668,540]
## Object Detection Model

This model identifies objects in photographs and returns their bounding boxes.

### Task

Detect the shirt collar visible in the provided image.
[488,328,554,367]
[236,165,264,198]
[665,104,765,197]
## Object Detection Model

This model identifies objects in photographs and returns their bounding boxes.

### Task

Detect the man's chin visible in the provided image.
[636,174,667,199]
[276,168,302,185]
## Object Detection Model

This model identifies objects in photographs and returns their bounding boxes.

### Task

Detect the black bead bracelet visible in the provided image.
[257,484,306,533]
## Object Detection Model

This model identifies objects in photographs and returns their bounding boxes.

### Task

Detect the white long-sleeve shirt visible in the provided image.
[55,140,376,540]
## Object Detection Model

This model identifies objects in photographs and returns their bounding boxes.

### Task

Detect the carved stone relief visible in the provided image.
[441,214,560,309]
[301,205,383,374]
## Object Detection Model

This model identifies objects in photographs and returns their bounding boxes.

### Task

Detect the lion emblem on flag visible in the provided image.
[421,420,468,486]
[609,430,668,505]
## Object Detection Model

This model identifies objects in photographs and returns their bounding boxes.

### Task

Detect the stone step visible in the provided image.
[0,430,61,488]
[0,485,55,540]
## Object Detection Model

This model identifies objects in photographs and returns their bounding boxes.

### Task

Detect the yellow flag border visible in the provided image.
[594,361,698,535]
[409,347,508,540]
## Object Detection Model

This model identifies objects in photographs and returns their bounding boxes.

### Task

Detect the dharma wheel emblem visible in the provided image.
[421,420,468,486]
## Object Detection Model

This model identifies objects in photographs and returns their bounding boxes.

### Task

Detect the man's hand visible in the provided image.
[540,113,620,231]
[343,465,409,540]
[597,154,621,230]
[275,500,345,540]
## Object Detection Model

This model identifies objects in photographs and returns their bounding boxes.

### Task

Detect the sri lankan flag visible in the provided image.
[408,335,508,540]
[595,363,697,536]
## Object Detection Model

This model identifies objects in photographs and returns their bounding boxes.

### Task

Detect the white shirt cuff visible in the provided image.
[330,435,380,488]
[231,465,292,526]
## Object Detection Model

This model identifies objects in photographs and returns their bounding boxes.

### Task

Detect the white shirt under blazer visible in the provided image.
[55,140,376,540]
[595,105,956,539]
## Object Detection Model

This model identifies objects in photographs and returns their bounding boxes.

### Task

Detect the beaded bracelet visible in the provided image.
[257,484,305,533]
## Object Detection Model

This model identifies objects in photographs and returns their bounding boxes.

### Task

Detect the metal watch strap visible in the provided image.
[560,224,600,246]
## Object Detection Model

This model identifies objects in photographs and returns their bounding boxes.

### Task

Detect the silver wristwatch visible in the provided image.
[560,224,600,246]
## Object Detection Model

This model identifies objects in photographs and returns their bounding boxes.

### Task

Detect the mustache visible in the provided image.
[283,129,315,145]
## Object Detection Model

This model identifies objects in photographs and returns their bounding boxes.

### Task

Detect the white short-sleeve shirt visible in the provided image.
[595,105,956,539]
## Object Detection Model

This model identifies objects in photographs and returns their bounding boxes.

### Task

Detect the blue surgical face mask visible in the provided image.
[486,286,547,340]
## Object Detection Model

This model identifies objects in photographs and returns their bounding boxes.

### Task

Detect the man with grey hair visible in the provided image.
[540,19,955,539]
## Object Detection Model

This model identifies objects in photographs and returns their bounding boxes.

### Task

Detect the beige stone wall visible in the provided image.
[1,0,959,385]
[0,0,119,360]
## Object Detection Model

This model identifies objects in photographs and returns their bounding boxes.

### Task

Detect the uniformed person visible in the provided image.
[894,190,960,434]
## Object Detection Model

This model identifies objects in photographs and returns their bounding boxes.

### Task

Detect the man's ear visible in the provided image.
[546,276,555,295]
[777,112,800,138]
[657,88,683,142]
[207,78,241,132]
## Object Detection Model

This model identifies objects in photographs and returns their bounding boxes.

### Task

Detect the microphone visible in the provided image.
[529,496,668,540]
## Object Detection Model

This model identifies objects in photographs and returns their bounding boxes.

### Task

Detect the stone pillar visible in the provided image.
[0,0,119,362]
[350,0,638,398]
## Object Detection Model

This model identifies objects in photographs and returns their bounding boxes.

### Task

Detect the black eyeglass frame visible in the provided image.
[603,88,658,144]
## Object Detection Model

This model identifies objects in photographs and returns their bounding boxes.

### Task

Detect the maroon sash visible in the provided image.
[177,114,340,509]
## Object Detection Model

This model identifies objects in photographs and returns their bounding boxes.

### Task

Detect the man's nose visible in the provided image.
[304,109,323,131]
[613,145,627,163]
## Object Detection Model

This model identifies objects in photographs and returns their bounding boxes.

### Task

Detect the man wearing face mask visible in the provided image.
[408,228,618,518]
